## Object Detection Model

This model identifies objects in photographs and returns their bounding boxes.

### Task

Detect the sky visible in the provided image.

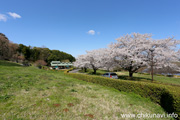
[0,0,180,57]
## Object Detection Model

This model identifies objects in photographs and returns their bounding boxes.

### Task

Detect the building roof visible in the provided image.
[50,61,73,66]
[51,61,61,64]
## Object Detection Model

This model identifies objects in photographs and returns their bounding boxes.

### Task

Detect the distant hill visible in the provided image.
[0,33,75,65]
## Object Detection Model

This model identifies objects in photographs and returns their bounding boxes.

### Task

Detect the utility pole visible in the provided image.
[149,48,155,82]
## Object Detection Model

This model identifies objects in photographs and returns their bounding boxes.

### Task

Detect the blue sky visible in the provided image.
[0,0,180,57]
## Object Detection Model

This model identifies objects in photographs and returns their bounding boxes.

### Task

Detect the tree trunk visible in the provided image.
[84,67,87,72]
[128,61,134,77]
[93,69,96,74]
[129,71,133,77]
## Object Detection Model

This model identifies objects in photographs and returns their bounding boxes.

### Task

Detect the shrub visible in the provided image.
[22,60,30,66]
[166,75,174,77]
[65,72,180,119]
[34,60,47,69]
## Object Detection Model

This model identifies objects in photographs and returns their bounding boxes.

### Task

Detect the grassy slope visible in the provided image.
[0,61,172,120]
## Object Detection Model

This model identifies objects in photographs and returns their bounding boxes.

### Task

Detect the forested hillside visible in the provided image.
[0,33,75,65]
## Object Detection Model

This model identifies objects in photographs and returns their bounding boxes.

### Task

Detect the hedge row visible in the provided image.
[64,71,180,119]
[64,68,74,73]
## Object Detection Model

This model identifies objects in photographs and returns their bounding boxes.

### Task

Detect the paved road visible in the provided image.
[69,69,81,73]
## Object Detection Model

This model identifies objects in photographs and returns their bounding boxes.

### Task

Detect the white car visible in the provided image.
[102,72,118,79]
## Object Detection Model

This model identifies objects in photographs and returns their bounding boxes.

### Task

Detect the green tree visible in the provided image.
[0,33,10,60]
[39,48,51,62]
[47,54,58,64]
[22,46,31,60]
[31,47,40,61]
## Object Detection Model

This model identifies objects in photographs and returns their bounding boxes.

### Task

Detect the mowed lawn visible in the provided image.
[0,61,172,120]
[79,69,180,86]
[116,72,180,86]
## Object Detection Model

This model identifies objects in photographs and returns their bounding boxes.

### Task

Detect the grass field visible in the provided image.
[116,71,180,86]
[79,69,180,86]
[0,61,173,120]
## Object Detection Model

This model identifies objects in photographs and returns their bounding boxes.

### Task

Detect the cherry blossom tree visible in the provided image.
[74,33,180,77]
[84,49,106,74]
[146,37,180,73]
[109,33,180,77]
[74,48,114,74]
[73,54,89,72]
[97,48,118,71]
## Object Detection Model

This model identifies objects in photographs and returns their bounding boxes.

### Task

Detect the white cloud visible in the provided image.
[8,12,21,19]
[0,14,7,22]
[87,30,95,35]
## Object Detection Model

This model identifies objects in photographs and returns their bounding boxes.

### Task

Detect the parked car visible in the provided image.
[102,72,118,79]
